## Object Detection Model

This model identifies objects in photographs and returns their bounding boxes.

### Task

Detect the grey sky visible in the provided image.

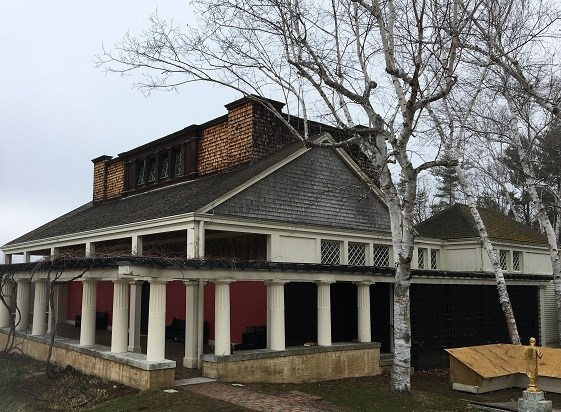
[0,1,238,261]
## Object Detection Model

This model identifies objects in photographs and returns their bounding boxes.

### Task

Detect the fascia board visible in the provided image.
[1,213,198,253]
[201,214,393,242]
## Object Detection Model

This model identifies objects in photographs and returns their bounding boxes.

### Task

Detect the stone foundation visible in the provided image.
[202,342,381,383]
[0,329,175,389]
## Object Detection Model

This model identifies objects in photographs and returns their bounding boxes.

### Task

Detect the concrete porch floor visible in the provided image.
[55,323,202,380]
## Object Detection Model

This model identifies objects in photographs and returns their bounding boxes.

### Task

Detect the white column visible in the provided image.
[111,280,129,353]
[146,279,167,361]
[132,235,143,256]
[15,279,30,331]
[357,282,372,343]
[3,254,12,264]
[317,281,332,346]
[32,279,48,335]
[85,242,96,257]
[128,281,143,352]
[183,280,199,368]
[267,281,286,351]
[80,278,97,345]
[0,279,13,327]
[198,221,205,258]
[186,222,199,259]
[214,279,233,356]
[23,252,31,263]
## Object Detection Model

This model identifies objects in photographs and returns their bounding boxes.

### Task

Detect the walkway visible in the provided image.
[184,381,342,412]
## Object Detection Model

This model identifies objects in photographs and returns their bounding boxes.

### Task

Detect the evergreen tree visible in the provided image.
[430,153,461,213]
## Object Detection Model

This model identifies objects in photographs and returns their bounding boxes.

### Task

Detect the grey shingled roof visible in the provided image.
[416,204,547,245]
[4,142,309,247]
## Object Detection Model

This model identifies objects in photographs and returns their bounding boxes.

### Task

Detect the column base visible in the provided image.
[517,390,552,412]
[128,345,142,353]
[183,356,198,368]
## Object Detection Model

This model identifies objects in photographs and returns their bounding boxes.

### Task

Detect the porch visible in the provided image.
[0,257,392,388]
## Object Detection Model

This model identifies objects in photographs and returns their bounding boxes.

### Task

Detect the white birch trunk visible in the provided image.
[373,134,413,393]
[455,164,521,344]
[385,192,413,393]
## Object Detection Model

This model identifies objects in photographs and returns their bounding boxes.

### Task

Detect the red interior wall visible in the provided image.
[67,281,82,322]
[66,280,113,325]
[204,282,215,340]
[166,280,185,324]
[97,281,113,325]
[204,281,266,344]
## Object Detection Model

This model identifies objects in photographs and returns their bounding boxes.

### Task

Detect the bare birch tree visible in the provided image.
[460,0,561,342]
[501,85,561,341]
[461,0,561,117]
[428,64,521,344]
[97,0,471,392]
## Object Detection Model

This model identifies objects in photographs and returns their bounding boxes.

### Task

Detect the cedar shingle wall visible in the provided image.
[198,102,254,176]
[93,161,106,202]
[106,161,125,200]
[252,104,294,162]
[227,102,254,168]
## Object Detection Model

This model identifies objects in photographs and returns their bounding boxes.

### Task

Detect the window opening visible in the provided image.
[137,162,145,186]
[348,243,366,266]
[418,248,426,269]
[430,250,438,270]
[321,240,341,265]
[147,160,157,183]
[174,151,182,177]
[160,155,169,179]
[373,245,390,267]
[499,250,508,271]
[513,251,521,271]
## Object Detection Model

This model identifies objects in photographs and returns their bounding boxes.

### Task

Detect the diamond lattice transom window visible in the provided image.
[513,251,521,271]
[418,248,426,269]
[321,240,341,264]
[373,245,390,267]
[430,250,438,270]
[348,243,366,266]
[499,250,508,270]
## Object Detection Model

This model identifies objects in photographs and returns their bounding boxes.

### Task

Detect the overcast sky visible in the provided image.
[0,1,240,261]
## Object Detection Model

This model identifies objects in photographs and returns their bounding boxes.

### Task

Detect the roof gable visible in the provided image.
[416,204,547,244]
[211,147,391,233]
